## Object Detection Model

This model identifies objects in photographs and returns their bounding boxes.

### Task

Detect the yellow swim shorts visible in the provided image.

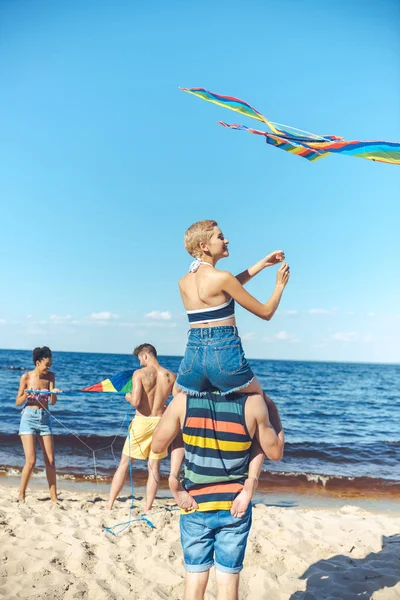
[122,416,167,460]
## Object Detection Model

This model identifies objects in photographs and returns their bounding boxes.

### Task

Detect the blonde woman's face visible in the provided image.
[202,226,229,258]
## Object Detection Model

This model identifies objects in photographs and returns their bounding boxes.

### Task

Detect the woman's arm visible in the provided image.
[49,374,57,406]
[221,262,290,321]
[16,373,29,406]
[236,250,284,286]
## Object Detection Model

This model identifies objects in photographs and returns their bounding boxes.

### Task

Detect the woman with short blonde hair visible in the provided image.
[177,219,290,395]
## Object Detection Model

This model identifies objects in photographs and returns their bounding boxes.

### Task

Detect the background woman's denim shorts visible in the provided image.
[177,326,254,396]
[19,407,52,436]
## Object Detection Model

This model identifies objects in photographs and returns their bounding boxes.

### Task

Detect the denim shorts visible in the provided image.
[177,326,254,396]
[19,407,52,436]
[180,505,252,573]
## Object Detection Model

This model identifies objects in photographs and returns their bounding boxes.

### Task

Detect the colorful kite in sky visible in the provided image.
[181,87,400,165]
[82,370,134,393]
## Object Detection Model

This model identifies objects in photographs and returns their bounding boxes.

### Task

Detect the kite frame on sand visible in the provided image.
[181,87,400,165]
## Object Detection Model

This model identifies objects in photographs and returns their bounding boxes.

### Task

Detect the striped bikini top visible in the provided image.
[187,298,235,324]
[25,390,50,407]
[182,393,253,512]
[187,260,235,325]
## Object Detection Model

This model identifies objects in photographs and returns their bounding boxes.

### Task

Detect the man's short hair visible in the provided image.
[133,343,157,358]
[32,346,52,364]
[184,220,217,258]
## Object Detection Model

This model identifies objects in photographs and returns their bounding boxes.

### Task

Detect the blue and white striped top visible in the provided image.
[187,297,235,324]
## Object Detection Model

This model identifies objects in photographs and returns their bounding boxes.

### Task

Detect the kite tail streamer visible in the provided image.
[180,87,279,133]
[182,86,400,165]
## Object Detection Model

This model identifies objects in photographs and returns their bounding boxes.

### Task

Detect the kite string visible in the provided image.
[25,390,127,396]
[26,393,130,483]
[24,390,175,533]
[271,121,328,141]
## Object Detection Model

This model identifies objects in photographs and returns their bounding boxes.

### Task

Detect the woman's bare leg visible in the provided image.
[235,375,263,396]
[229,376,263,517]
[38,435,57,502]
[169,432,198,511]
[19,435,36,501]
[230,440,264,518]
[231,392,284,517]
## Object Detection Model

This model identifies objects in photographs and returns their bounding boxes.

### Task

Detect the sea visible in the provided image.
[1,349,399,500]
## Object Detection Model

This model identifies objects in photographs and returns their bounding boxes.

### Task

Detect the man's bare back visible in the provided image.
[134,365,176,417]
[106,344,176,513]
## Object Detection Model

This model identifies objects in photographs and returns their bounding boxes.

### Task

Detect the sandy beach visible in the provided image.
[0,483,399,600]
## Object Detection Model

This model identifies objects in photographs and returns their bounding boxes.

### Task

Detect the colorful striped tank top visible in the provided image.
[182,393,253,512]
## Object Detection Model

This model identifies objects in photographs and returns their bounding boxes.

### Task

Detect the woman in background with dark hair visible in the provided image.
[16,347,61,502]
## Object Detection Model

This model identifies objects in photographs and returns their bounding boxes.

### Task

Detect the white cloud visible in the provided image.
[26,314,32,319]
[90,311,119,321]
[50,314,72,323]
[308,308,339,315]
[280,310,298,316]
[332,331,359,342]
[26,327,46,335]
[275,331,293,340]
[145,311,172,321]
[367,312,376,317]
[0,319,5,325]
[241,332,256,341]
[140,321,177,329]
[264,331,300,343]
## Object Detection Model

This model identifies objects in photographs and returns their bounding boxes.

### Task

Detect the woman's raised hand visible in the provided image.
[264,250,285,267]
[276,262,290,287]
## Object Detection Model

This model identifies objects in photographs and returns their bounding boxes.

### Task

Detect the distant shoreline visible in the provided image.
[2,477,400,514]
[2,467,400,507]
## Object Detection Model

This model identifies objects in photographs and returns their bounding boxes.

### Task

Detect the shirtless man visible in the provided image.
[106,343,176,512]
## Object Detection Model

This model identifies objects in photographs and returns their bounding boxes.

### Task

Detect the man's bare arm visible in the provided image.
[262,393,283,435]
[125,371,143,408]
[247,394,284,461]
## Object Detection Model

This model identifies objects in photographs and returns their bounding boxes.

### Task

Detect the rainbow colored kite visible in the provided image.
[82,370,134,393]
[181,87,400,165]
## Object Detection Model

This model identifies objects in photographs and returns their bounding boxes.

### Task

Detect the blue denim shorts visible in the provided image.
[180,505,252,573]
[19,407,52,436]
[177,326,254,396]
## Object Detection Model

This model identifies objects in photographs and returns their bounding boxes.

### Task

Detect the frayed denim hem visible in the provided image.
[177,385,216,397]
[224,376,255,394]
[177,376,255,397]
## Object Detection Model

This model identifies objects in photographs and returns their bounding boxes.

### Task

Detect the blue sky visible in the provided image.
[0,0,399,363]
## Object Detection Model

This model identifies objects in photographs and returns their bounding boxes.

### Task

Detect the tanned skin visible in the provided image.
[106,348,176,511]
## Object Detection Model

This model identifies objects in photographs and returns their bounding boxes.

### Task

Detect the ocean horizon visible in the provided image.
[2,346,399,366]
